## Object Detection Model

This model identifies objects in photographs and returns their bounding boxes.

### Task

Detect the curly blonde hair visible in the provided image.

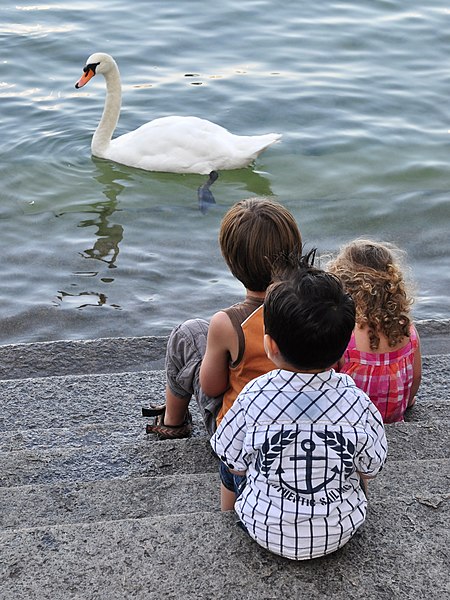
[327,239,413,350]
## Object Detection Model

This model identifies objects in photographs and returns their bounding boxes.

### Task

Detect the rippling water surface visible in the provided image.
[1,1,449,343]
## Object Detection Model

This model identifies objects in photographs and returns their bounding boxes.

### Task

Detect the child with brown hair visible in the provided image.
[328,239,422,423]
[143,198,303,438]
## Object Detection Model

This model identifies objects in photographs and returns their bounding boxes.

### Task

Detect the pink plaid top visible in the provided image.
[339,327,419,423]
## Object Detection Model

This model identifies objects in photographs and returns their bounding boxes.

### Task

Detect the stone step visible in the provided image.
[0,458,446,533]
[0,472,221,532]
[0,422,144,454]
[1,387,448,454]
[1,421,449,488]
[0,336,167,381]
[419,354,448,395]
[0,437,217,488]
[0,370,205,437]
[1,320,447,381]
[384,420,450,460]
[0,370,166,433]
[0,498,448,600]
[404,400,449,423]
[1,353,448,436]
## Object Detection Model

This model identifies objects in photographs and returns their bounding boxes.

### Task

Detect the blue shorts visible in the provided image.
[219,462,246,497]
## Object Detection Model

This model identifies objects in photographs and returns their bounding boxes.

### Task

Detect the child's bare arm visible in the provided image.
[335,357,344,371]
[200,311,235,397]
[408,327,422,407]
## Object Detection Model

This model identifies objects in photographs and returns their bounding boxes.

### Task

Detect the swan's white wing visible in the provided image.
[107,116,280,174]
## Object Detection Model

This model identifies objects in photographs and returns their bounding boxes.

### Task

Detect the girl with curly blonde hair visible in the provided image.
[328,239,422,423]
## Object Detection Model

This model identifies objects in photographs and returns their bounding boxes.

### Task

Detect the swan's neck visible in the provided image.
[92,67,122,157]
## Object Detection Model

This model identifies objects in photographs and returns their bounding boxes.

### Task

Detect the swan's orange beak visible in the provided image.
[75,67,96,89]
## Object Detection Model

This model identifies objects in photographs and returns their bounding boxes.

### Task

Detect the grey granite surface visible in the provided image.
[0,328,448,600]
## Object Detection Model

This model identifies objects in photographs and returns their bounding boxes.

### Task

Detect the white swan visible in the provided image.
[75,53,281,174]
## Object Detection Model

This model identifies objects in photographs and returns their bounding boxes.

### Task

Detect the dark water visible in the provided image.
[0,1,449,343]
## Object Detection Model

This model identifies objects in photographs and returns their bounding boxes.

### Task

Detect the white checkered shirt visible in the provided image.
[211,368,387,560]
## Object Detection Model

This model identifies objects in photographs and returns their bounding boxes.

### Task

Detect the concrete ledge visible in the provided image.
[1,420,449,487]
[0,472,221,531]
[0,437,218,487]
[1,319,449,380]
[0,326,448,599]
[1,458,446,532]
[1,355,448,435]
[0,335,167,380]
[0,500,448,600]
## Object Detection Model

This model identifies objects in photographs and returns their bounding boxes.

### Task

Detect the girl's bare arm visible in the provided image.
[408,326,422,406]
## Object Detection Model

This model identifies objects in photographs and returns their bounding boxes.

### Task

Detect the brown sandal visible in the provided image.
[142,404,192,439]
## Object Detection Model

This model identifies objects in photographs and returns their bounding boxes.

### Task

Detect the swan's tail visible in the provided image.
[210,132,281,172]
[239,133,282,161]
[252,133,281,154]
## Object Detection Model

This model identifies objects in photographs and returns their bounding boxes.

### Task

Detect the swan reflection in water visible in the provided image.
[55,159,128,308]
[78,176,125,269]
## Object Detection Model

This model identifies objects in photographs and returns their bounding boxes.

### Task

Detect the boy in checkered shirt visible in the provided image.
[211,252,387,560]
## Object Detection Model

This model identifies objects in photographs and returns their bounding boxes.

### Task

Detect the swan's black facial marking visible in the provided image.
[83,62,100,75]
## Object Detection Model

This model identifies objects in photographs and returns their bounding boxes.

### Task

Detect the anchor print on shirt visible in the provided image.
[255,429,356,497]
[277,439,341,494]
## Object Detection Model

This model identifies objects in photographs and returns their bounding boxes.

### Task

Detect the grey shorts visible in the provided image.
[165,318,223,436]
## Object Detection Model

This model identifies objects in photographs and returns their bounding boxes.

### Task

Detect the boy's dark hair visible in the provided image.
[219,198,302,292]
[264,250,356,370]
